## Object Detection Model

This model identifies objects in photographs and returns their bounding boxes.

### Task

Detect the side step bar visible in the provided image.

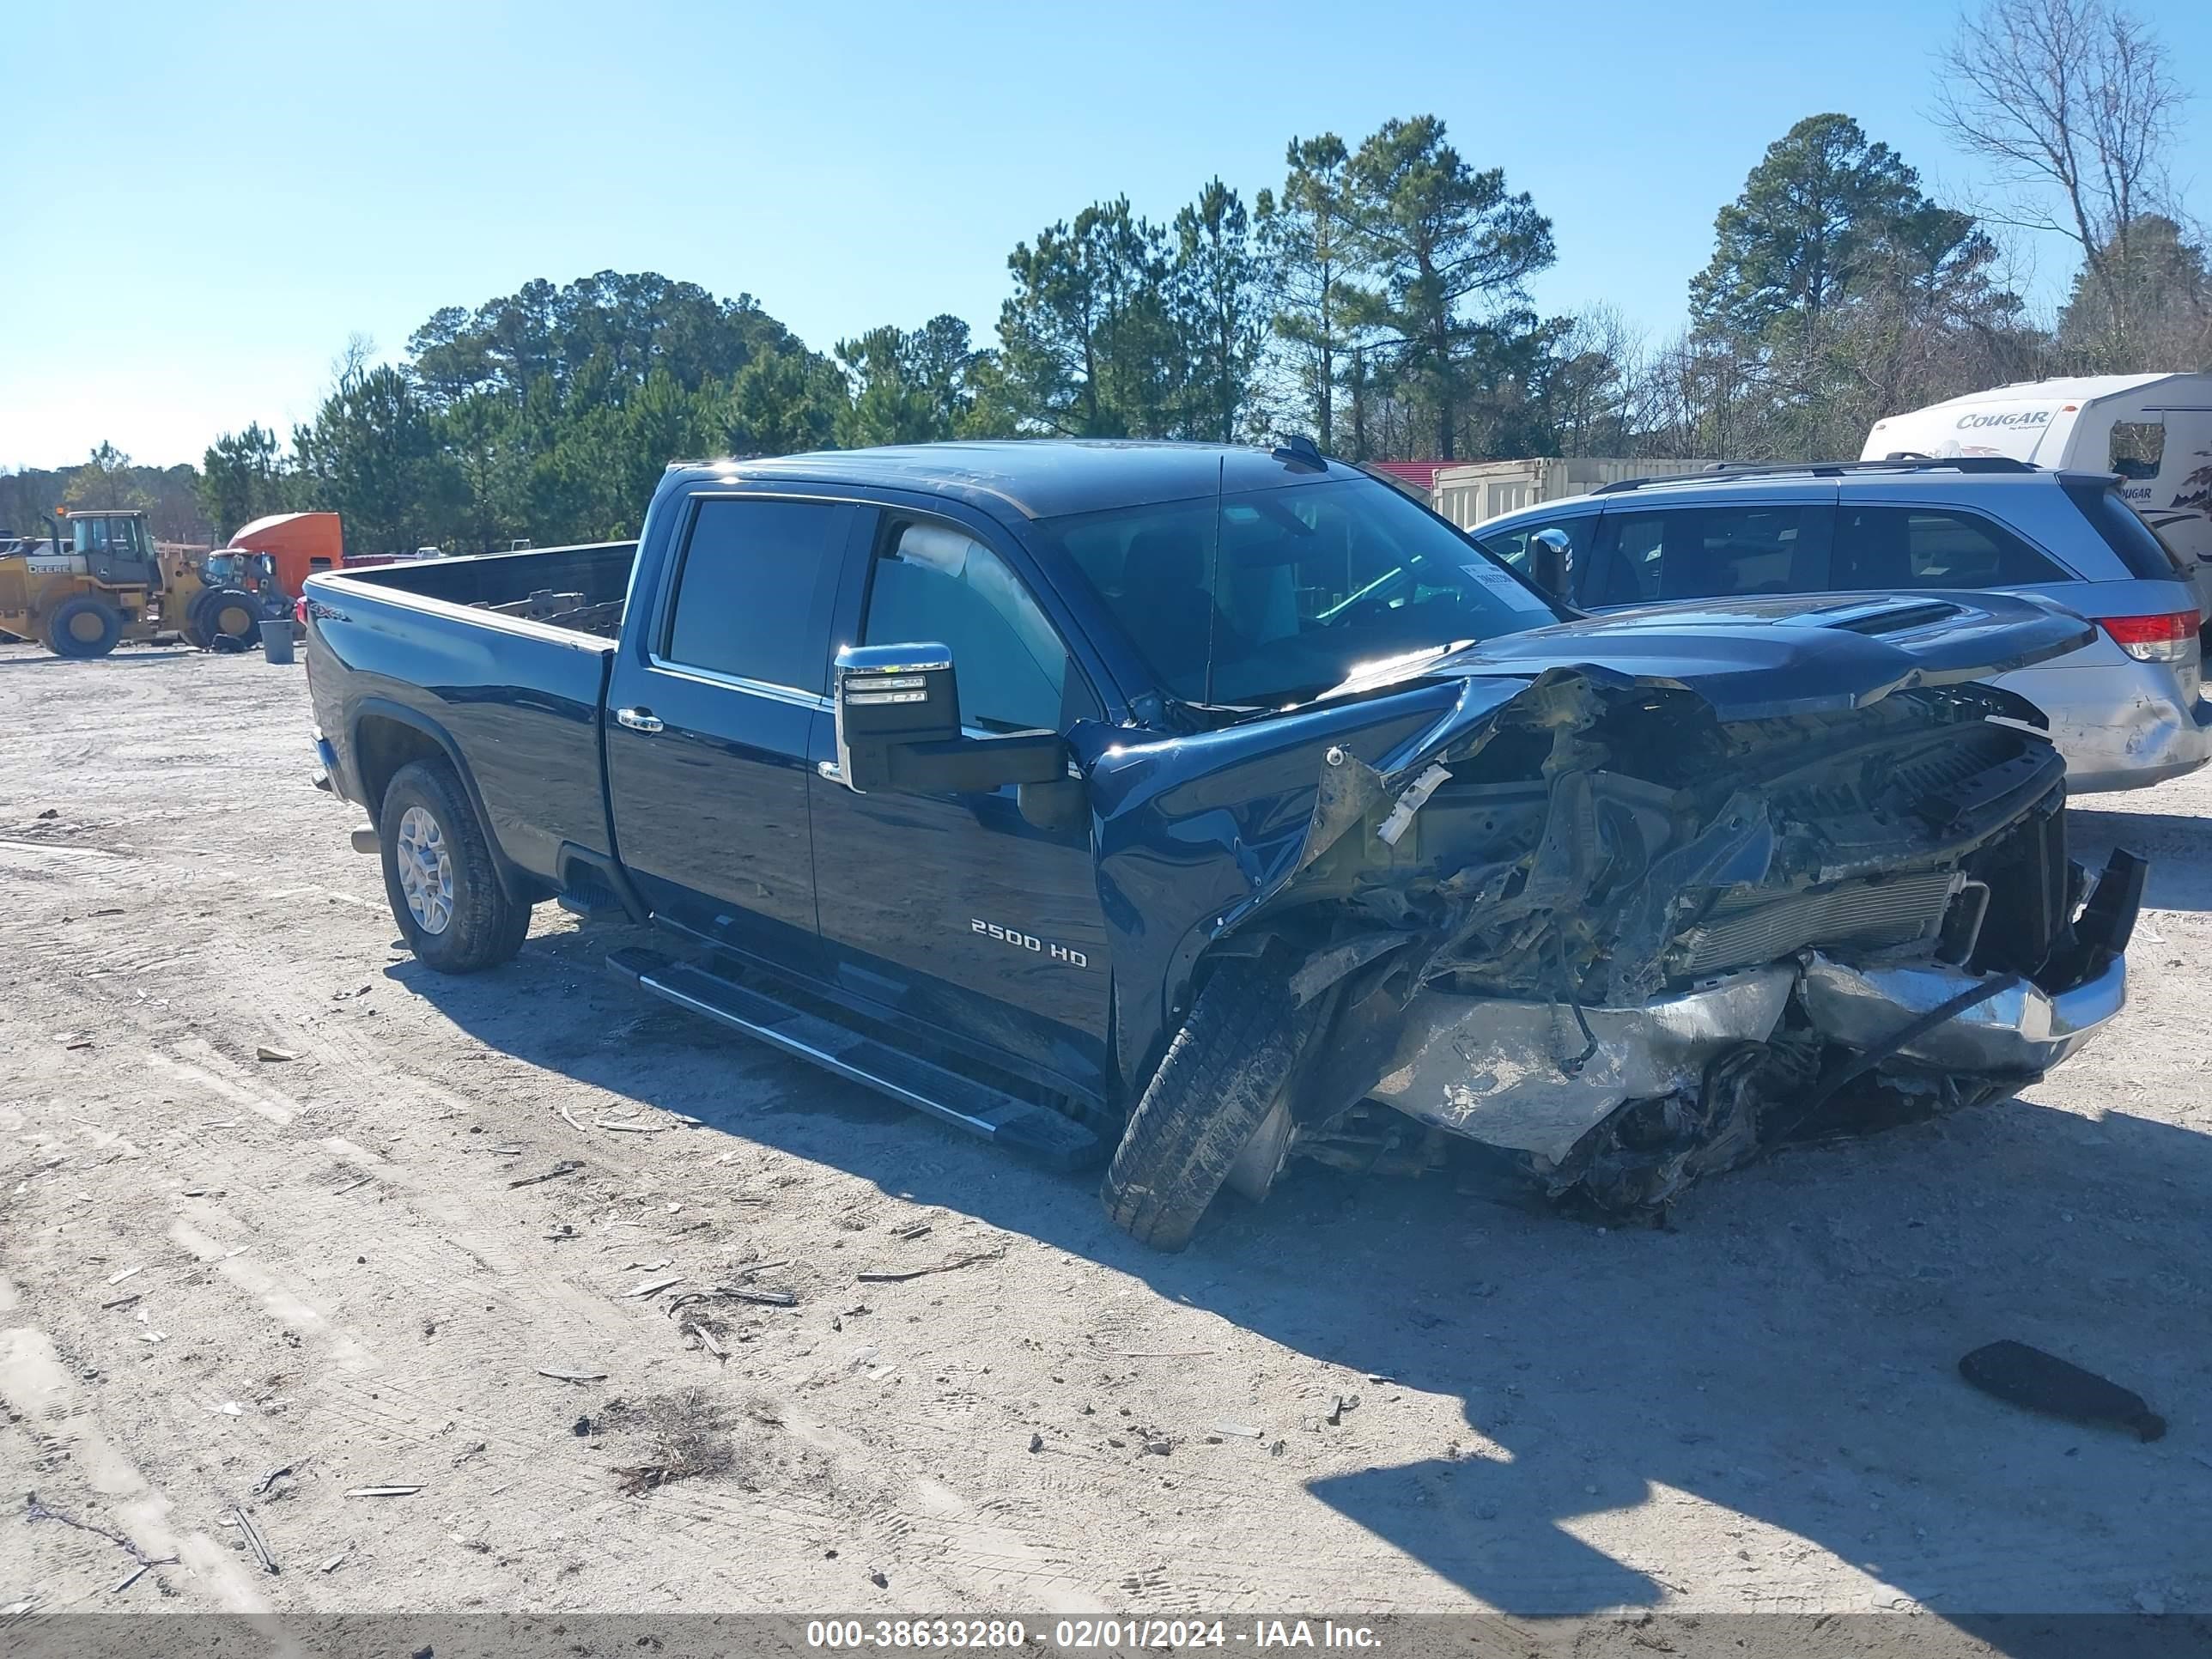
[604,947,1102,1171]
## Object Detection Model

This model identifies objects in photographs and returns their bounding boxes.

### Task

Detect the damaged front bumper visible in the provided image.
[1361,849,2142,1181]
[1799,951,2126,1075]
[1366,967,1797,1166]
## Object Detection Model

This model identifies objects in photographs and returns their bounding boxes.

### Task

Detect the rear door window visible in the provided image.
[1595,505,1826,605]
[1832,507,2071,590]
[661,497,850,693]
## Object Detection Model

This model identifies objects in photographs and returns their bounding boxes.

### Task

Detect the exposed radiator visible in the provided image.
[1673,867,1959,976]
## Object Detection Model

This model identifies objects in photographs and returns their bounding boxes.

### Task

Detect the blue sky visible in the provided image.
[3,0,2206,470]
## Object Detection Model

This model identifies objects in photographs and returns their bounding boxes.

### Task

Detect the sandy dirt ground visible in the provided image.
[2,641,2209,1640]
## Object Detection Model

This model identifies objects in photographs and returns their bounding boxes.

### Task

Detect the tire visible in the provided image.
[45,594,124,659]
[195,586,264,649]
[1102,954,1318,1251]
[376,758,532,974]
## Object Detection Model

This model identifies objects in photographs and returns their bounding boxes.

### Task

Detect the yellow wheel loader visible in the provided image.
[0,509,266,658]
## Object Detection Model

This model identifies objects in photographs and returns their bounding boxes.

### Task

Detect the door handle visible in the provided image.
[615,707,664,733]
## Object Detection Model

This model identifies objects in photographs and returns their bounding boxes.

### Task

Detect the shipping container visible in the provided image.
[1432,458,1721,528]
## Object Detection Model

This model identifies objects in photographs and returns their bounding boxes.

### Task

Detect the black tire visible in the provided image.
[1102,954,1317,1251]
[195,586,264,648]
[376,758,532,974]
[45,594,124,659]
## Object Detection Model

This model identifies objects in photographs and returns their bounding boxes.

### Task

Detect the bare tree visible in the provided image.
[1933,0,2188,362]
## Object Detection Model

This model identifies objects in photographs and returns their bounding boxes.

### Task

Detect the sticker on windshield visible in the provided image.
[1462,562,1548,605]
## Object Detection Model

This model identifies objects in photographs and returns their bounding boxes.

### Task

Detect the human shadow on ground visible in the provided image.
[397,920,2212,1657]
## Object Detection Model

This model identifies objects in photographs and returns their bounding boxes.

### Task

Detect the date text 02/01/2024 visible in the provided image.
[803,1618,1382,1650]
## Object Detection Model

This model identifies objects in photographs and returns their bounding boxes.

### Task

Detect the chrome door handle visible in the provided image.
[615,708,664,733]
[817,759,843,781]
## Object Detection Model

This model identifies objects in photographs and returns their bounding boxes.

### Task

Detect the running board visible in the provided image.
[604,947,1102,1171]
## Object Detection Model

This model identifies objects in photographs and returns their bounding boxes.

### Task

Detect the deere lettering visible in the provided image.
[1956,410,2053,430]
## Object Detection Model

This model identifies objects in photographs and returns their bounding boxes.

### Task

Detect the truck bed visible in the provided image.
[335,541,637,636]
[304,541,641,885]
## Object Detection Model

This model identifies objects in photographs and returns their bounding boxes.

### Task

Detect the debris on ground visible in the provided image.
[507,1159,582,1188]
[856,1247,1005,1284]
[25,1492,176,1576]
[891,1221,932,1241]
[603,1390,735,1496]
[251,1462,296,1497]
[343,1486,422,1498]
[228,1506,278,1573]
[536,1368,607,1383]
[713,1285,797,1308]
[625,1273,682,1299]
[1959,1340,2167,1440]
[256,1046,299,1063]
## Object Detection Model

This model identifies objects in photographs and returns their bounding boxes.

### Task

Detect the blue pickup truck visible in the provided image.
[303,441,2142,1247]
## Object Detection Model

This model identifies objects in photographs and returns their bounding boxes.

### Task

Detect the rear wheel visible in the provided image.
[377,758,532,973]
[1102,954,1318,1251]
[45,595,124,659]
[194,586,264,649]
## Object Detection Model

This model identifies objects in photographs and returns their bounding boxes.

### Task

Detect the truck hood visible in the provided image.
[1323,590,2095,722]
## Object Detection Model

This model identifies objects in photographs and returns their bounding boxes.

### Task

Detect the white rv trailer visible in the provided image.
[1863,374,2212,610]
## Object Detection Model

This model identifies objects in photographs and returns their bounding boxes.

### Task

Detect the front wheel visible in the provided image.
[194,586,264,650]
[45,594,124,658]
[1102,954,1318,1251]
[376,758,532,973]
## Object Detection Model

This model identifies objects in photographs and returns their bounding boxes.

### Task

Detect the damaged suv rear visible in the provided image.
[1061,461,2142,1248]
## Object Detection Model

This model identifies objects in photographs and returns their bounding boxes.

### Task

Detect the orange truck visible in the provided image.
[212,512,344,600]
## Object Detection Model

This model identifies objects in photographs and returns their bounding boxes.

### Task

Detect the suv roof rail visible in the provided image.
[1589,456,2039,495]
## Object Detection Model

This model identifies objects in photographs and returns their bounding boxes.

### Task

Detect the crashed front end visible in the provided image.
[1267,671,2142,1214]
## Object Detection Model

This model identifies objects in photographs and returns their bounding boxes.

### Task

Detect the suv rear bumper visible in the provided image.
[1996,662,2212,793]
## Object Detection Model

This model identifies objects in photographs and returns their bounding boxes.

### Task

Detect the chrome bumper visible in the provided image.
[1366,966,1796,1165]
[1799,952,2126,1074]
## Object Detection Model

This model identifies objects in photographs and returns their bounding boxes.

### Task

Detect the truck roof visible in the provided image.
[669,440,1364,522]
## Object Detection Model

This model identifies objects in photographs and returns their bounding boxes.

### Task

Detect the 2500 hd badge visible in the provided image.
[972,917,1091,968]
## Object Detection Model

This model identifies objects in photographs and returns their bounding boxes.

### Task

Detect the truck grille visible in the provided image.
[1673,867,1958,977]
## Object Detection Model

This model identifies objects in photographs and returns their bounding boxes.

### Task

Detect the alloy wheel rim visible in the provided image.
[394,805,454,934]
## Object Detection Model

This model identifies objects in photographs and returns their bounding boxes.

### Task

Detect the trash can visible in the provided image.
[258,619,296,665]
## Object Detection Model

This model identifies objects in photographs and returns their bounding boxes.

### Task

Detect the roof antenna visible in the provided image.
[1271,434,1327,472]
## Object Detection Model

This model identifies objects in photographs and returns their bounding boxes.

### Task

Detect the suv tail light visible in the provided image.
[2100,611,2197,663]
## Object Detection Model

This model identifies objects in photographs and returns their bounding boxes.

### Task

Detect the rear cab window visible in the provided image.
[660,496,850,692]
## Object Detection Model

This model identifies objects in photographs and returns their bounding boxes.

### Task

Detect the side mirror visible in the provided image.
[1529,527,1574,600]
[832,641,1064,796]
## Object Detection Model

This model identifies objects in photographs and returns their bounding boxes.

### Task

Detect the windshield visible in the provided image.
[1037,477,1558,705]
